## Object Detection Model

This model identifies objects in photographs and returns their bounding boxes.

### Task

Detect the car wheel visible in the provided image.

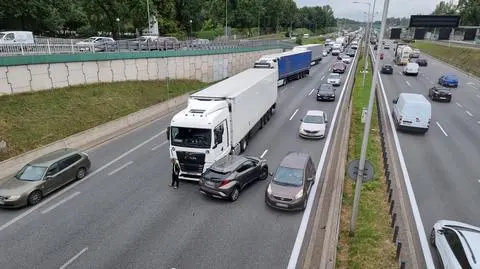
[259,167,268,180]
[230,187,240,202]
[76,167,87,180]
[28,190,42,205]
[430,228,436,246]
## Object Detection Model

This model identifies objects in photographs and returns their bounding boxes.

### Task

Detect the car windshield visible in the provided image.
[170,127,212,149]
[446,75,458,80]
[273,166,304,186]
[328,74,339,79]
[15,165,47,181]
[384,65,392,68]
[303,115,324,124]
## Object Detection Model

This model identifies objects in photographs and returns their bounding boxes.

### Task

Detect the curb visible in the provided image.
[0,93,190,180]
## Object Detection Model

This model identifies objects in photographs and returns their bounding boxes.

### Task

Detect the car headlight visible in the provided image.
[295,189,304,200]
[8,195,21,200]
[267,184,272,195]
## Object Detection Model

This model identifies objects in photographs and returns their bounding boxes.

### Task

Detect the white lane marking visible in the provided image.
[289,109,299,121]
[456,102,464,108]
[308,89,315,96]
[108,161,133,176]
[260,149,269,159]
[373,46,435,269]
[406,81,412,87]
[287,48,358,269]
[59,247,88,269]
[467,82,475,85]
[465,110,473,117]
[41,192,81,214]
[0,130,166,232]
[436,122,448,137]
[398,71,403,75]
[151,140,169,151]
[321,75,325,80]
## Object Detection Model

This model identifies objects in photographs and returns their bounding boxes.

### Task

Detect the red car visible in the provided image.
[332,62,347,73]
[380,53,384,60]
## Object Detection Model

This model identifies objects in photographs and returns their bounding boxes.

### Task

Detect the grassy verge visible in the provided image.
[336,54,397,269]
[247,33,286,40]
[0,80,208,161]
[302,36,325,45]
[412,40,480,77]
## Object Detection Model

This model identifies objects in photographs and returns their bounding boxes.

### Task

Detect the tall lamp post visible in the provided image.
[116,18,120,38]
[189,20,193,38]
[353,0,376,89]
[225,0,228,40]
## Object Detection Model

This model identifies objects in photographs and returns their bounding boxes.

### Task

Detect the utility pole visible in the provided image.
[349,0,390,236]
[225,0,228,40]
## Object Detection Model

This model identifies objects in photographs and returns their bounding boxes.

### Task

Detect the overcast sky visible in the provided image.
[295,0,459,21]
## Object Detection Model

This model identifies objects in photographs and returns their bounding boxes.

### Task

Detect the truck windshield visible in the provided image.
[170,127,212,149]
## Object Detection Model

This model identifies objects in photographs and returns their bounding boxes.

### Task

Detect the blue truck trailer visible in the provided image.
[253,50,312,86]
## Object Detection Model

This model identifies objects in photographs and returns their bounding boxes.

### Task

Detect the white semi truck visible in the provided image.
[395,45,412,65]
[166,68,278,181]
[293,44,323,65]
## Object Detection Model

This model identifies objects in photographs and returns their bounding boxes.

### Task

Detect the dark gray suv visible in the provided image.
[265,152,316,211]
[199,155,269,201]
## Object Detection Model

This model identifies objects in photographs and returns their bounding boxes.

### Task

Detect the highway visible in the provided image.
[0,53,355,269]
[376,41,480,267]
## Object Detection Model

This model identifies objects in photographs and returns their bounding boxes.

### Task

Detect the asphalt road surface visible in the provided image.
[377,41,480,267]
[0,54,354,269]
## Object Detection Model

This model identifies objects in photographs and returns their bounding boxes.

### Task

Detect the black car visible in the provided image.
[415,58,428,66]
[381,64,394,74]
[317,84,336,101]
[374,44,378,50]
[199,155,268,201]
[428,86,452,102]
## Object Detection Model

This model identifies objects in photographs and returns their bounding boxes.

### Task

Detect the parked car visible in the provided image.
[381,64,394,74]
[317,84,336,101]
[430,220,480,269]
[265,152,316,211]
[199,155,268,201]
[0,149,91,208]
[332,62,347,73]
[327,73,341,86]
[428,86,452,102]
[438,74,459,88]
[298,110,328,139]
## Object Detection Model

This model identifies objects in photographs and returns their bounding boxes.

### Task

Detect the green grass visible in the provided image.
[336,54,397,269]
[246,33,286,40]
[301,35,325,45]
[0,80,209,161]
[412,40,480,77]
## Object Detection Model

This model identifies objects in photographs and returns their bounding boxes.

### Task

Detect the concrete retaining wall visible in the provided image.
[0,92,190,179]
[0,49,281,95]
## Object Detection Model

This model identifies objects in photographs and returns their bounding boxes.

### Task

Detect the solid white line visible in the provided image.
[59,247,88,269]
[108,161,133,176]
[41,192,81,214]
[0,130,166,232]
[465,110,473,117]
[398,71,402,75]
[321,75,325,80]
[151,140,169,151]
[456,102,463,108]
[373,45,435,269]
[287,49,358,269]
[308,89,315,96]
[260,149,268,159]
[467,82,475,85]
[436,122,448,137]
[406,80,412,87]
[289,109,299,121]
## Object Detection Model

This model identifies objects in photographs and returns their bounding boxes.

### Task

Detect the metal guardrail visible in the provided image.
[0,38,294,57]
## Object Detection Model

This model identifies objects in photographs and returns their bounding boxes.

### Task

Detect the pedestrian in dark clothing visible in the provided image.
[170,159,180,189]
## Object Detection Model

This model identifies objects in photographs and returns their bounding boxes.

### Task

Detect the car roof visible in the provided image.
[305,110,325,117]
[29,148,80,167]
[433,85,450,91]
[279,152,311,169]
[383,64,392,67]
[210,155,250,172]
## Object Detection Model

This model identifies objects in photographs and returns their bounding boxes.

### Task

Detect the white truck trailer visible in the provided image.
[167,68,278,181]
[293,44,323,65]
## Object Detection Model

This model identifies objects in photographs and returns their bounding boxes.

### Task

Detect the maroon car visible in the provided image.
[332,62,347,73]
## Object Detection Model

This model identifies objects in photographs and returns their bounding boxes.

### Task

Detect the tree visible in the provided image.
[432,1,458,15]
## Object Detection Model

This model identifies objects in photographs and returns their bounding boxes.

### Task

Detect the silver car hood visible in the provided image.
[300,122,326,133]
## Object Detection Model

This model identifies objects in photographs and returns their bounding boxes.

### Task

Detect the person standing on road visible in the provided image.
[170,159,180,189]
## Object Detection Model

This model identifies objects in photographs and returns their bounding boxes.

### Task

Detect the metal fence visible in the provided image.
[0,37,294,56]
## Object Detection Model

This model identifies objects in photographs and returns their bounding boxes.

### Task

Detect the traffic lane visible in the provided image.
[0,61,342,268]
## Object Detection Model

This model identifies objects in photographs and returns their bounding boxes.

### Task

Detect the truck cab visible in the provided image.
[168,98,230,181]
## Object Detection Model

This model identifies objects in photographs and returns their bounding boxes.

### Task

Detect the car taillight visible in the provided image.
[219,178,233,187]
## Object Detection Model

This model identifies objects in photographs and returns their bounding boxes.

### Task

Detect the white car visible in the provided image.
[342,56,352,64]
[299,110,328,139]
[322,50,328,56]
[403,62,419,76]
[327,73,341,86]
[430,220,480,269]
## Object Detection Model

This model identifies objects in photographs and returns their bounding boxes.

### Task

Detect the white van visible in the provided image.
[0,31,34,44]
[403,62,419,76]
[392,93,431,133]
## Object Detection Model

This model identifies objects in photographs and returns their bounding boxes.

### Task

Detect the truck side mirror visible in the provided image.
[166,126,170,140]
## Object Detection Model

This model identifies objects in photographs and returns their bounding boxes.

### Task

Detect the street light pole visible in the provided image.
[146,0,151,34]
[349,0,390,235]
[189,20,193,38]
[354,1,374,90]
[225,0,228,40]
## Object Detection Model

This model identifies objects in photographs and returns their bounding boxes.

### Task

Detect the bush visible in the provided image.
[296,37,303,45]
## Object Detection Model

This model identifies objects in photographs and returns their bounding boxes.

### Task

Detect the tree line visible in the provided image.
[0,0,337,39]
[432,0,479,26]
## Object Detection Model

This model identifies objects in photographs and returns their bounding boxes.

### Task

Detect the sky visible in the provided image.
[295,0,459,21]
